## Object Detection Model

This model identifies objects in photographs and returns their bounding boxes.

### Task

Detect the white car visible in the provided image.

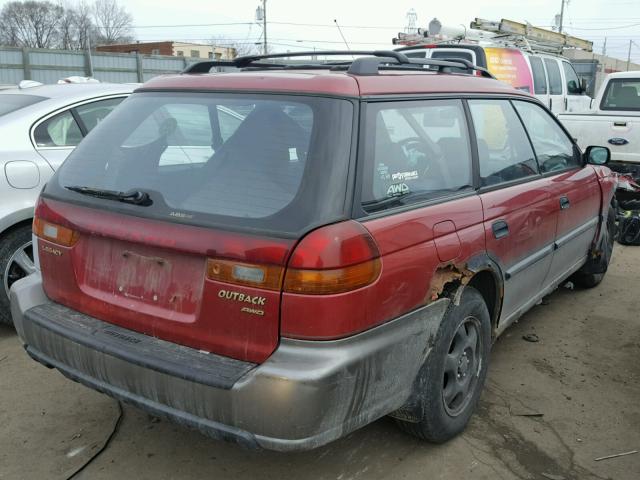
[559,71,640,179]
[0,81,136,324]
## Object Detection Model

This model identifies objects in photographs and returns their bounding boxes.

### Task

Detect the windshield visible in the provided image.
[0,94,47,116]
[46,91,354,236]
[601,78,640,111]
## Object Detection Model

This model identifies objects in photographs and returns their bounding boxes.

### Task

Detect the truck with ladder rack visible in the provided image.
[394,18,593,114]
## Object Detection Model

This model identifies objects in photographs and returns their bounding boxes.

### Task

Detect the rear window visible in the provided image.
[47,92,354,236]
[601,78,640,111]
[0,94,46,116]
[361,99,473,212]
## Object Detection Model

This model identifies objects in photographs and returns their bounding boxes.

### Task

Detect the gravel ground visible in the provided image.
[1,246,638,480]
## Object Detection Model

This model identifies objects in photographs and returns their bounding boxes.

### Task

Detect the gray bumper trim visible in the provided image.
[25,346,260,449]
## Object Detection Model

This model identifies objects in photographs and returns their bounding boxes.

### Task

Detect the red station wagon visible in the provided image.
[10,51,616,451]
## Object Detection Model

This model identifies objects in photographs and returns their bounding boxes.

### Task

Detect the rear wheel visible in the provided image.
[572,204,615,289]
[0,225,36,326]
[395,287,491,443]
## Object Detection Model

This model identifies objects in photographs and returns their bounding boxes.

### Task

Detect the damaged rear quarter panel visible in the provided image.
[281,195,486,340]
[362,194,486,321]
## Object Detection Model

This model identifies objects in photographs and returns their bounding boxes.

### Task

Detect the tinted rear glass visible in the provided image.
[544,59,563,95]
[46,92,354,236]
[0,94,47,116]
[529,56,547,95]
[601,78,640,110]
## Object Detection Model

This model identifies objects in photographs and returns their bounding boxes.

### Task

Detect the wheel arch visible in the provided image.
[432,253,504,338]
[0,208,34,240]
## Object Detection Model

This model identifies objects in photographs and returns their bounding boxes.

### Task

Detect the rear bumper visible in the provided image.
[11,274,449,451]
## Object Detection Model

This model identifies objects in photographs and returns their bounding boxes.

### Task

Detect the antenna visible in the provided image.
[334,19,351,51]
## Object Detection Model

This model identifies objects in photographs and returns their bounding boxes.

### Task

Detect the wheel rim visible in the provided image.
[3,241,35,299]
[442,316,483,417]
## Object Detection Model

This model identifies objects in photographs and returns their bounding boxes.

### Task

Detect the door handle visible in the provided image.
[492,220,509,239]
[560,196,571,210]
[549,97,553,110]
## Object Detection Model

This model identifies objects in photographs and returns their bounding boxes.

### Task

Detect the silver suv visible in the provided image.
[0,82,134,324]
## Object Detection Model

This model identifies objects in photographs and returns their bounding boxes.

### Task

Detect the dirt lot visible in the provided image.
[1,246,639,480]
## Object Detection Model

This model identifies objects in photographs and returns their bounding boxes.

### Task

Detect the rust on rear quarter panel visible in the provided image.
[427,263,474,302]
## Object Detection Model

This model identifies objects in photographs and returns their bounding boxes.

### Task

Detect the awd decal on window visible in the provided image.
[387,183,410,197]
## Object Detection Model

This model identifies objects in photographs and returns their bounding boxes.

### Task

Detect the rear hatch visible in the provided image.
[36,91,354,363]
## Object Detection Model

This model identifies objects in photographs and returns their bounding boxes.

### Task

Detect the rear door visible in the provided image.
[544,57,566,114]
[512,100,600,286]
[468,99,557,324]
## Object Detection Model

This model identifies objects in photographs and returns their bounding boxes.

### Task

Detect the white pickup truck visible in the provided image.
[559,71,640,178]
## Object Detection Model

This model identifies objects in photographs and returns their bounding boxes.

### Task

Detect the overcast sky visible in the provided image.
[4,0,640,61]
[128,0,640,61]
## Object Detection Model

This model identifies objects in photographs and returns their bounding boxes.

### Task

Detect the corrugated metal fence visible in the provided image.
[0,46,202,85]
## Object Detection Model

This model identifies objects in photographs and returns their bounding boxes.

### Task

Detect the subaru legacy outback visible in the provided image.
[10,51,616,451]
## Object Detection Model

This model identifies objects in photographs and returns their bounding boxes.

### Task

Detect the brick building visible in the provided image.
[96,41,236,60]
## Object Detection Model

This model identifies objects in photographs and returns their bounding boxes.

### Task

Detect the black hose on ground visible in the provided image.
[64,401,124,480]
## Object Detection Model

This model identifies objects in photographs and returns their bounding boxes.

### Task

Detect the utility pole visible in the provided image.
[602,37,607,56]
[627,39,633,71]
[558,0,565,34]
[262,0,267,55]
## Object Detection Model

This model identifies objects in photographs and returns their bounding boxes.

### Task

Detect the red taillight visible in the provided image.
[33,198,79,247]
[283,221,381,295]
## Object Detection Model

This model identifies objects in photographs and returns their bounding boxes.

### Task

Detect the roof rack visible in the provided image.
[182,50,495,78]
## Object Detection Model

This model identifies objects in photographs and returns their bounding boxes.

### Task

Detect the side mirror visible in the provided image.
[568,80,583,95]
[585,146,610,166]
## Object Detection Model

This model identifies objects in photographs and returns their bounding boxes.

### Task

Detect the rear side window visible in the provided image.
[361,99,472,212]
[74,97,124,132]
[544,59,563,95]
[562,62,582,95]
[529,56,548,95]
[468,100,539,186]
[512,101,579,172]
[600,78,640,110]
[33,110,83,147]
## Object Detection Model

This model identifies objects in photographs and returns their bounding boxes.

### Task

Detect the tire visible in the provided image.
[395,286,491,443]
[0,225,35,326]
[572,204,616,289]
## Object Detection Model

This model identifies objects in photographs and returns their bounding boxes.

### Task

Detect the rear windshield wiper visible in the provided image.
[65,185,152,206]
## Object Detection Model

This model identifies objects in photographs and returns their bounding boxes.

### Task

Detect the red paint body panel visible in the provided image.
[433,220,462,262]
[36,198,294,363]
[480,177,557,266]
[280,195,486,339]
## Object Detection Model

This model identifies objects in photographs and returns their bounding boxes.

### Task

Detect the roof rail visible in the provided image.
[182,50,495,78]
